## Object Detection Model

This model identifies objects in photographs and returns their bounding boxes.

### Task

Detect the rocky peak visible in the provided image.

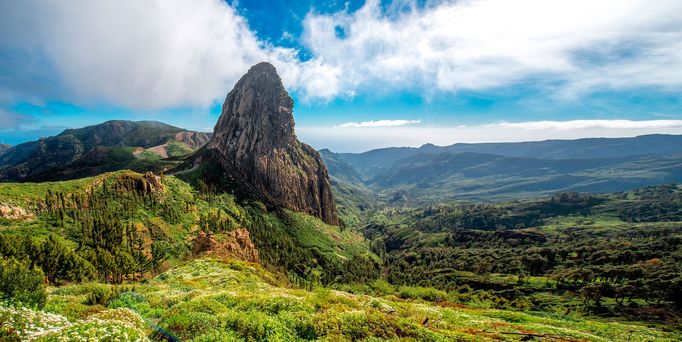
[207,62,339,225]
[210,62,295,153]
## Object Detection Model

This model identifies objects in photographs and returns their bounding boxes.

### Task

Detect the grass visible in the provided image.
[6,258,672,341]
[283,211,377,262]
[165,141,194,157]
[0,176,93,206]
[138,150,163,160]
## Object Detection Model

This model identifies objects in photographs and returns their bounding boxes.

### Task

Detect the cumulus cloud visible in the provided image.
[339,119,421,128]
[298,0,682,99]
[1,0,681,108]
[0,0,294,109]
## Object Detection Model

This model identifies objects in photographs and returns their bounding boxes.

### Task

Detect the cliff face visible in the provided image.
[207,62,339,225]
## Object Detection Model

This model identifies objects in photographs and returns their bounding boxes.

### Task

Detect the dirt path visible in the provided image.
[168,161,199,176]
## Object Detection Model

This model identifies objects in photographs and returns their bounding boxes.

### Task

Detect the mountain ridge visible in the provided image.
[320,135,682,202]
[366,151,682,200]
[0,120,210,182]
[333,134,682,177]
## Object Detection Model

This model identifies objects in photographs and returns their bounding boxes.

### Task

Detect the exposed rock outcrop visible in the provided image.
[207,62,339,225]
[174,131,211,150]
[192,229,259,263]
[0,204,34,220]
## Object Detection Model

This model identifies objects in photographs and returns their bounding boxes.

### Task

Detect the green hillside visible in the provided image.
[1,170,680,340]
[4,258,678,341]
[362,186,682,330]
[0,170,376,286]
[0,121,209,182]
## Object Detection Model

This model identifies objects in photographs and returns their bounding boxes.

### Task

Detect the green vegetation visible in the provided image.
[166,141,194,157]
[363,186,682,330]
[243,208,379,286]
[0,120,209,182]
[5,258,677,341]
[0,258,46,308]
[138,150,163,160]
[0,169,680,340]
[0,306,149,341]
[329,178,376,227]
[0,170,375,291]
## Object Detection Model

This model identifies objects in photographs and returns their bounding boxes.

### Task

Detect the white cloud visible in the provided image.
[1,0,681,109]
[0,0,296,109]
[298,120,682,152]
[497,120,682,130]
[0,109,35,131]
[339,119,421,128]
[297,0,682,99]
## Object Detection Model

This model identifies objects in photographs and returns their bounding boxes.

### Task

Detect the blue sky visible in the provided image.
[1,0,682,151]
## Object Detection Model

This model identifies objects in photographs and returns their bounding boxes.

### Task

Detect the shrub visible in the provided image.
[0,305,69,340]
[226,310,296,341]
[452,290,511,309]
[277,311,316,340]
[83,284,116,306]
[190,330,242,342]
[340,311,398,340]
[163,311,221,340]
[169,297,229,316]
[370,279,395,296]
[107,291,146,310]
[397,286,447,302]
[314,310,400,340]
[0,258,47,308]
[1,306,149,341]
[35,308,150,341]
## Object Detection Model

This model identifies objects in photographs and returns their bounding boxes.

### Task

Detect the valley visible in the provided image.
[321,135,682,202]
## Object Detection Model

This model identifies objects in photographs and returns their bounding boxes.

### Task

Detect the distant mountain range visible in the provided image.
[2,120,681,202]
[322,134,682,201]
[0,120,210,182]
